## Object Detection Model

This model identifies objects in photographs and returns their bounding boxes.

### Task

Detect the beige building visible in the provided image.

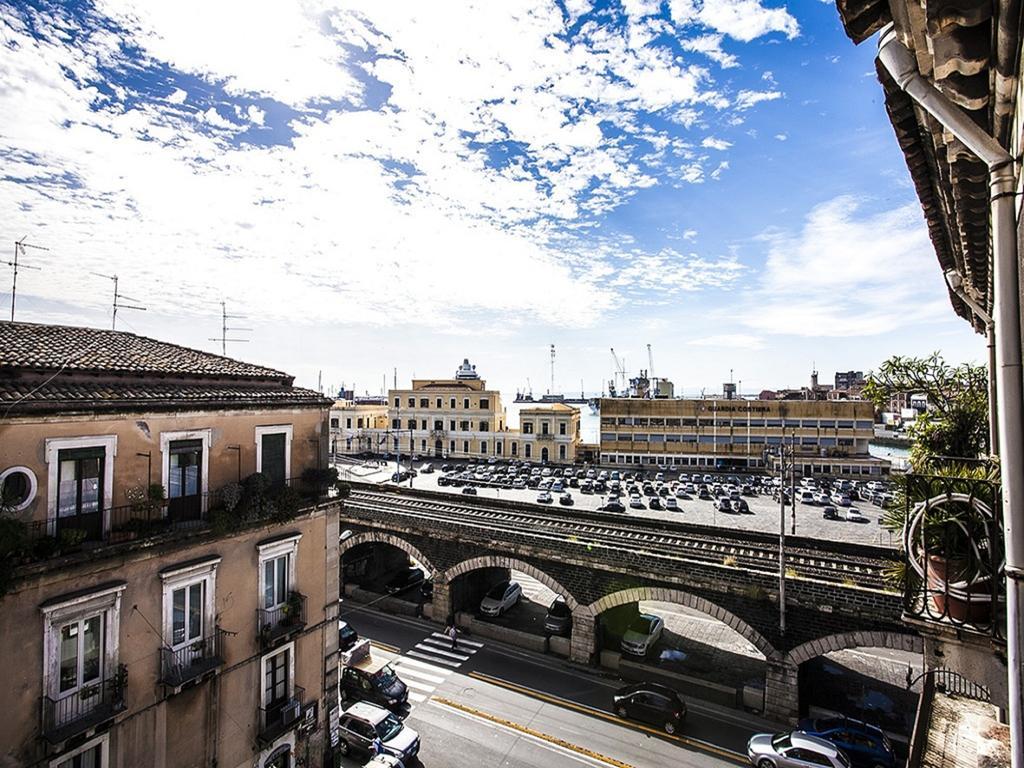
[329,400,389,456]
[599,397,889,476]
[0,321,340,768]
[332,360,581,464]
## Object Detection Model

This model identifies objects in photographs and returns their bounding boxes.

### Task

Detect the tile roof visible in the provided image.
[0,321,290,380]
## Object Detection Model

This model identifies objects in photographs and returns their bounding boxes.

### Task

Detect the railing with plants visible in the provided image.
[160,627,228,687]
[40,664,127,742]
[258,685,306,745]
[891,460,1003,637]
[257,591,307,648]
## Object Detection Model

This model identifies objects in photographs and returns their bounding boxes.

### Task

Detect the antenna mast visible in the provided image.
[91,272,146,329]
[208,301,251,356]
[550,343,555,395]
[6,237,46,321]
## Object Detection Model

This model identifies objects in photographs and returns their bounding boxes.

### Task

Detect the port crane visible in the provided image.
[609,348,627,397]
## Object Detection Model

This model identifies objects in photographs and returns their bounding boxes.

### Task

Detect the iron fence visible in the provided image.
[40,665,127,744]
[159,627,227,688]
[902,464,1003,637]
[257,592,308,649]
[258,685,306,746]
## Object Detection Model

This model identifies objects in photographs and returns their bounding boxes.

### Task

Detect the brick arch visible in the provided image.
[339,531,439,576]
[786,631,923,666]
[443,556,579,611]
[586,587,777,660]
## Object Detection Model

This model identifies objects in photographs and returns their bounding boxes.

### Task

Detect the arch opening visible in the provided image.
[339,532,435,607]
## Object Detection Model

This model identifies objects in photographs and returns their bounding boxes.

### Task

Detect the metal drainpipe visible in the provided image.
[878,25,1024,766]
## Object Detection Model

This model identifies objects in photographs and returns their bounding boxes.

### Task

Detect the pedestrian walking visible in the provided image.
[448,623,458,651]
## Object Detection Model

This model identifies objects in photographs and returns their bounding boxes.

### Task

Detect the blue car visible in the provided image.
[796,717,895,768]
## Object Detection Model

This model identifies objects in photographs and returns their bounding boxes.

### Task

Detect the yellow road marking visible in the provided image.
[468,671,745,765]
[371,640,401,654]
[432,696,639,768]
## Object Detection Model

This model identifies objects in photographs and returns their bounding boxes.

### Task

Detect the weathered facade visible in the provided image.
[0,321,340,768]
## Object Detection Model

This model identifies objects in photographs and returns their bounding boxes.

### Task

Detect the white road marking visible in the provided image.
[391,657,452,678]
[414,642,471,661]
[408,650,464,667]
[430,632,484,648]
[408,691,427,703]
[402,678,437,693]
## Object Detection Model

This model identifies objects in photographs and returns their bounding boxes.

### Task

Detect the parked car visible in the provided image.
[620,613,664,657]
[512,478,526,489]
[336,701,420,763]
[363,755,404,768]
[340,640,409,711]
[537,490,553,504]
[732,498,750,513]
[665,497,679,511]
[746,730,850,768]
[845,507,868,523]
[480,581,522,616]
[386,567,426,596]
[603,499,626,513]
[831,492,852,507]
[461,486,477,496]
[796,716,895,768]
[716,497,732,512]
[420,463,434,474]
[649,497,663,510]
[613,681,687,734]
[799,491,815,505]
[559,492,574,506]
[544,597,572,636]
[338,619,359,652]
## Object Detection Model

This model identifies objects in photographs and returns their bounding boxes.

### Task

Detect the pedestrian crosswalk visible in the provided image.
[373,632,484,707]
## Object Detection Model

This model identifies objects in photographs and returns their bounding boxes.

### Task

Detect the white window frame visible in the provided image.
[44,435,117,534]
[258,535,301,611]
[41,582,125,702]
[255,425,293,482]
[260,641,296,710]
[50,732,109,768]
[160,556,220,650]
[0,465,38,512]
[160,429,211,513]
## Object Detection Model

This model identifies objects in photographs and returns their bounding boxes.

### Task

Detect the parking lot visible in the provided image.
[335,457,900,548]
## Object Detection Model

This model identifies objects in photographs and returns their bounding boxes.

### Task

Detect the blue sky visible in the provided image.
[0,0,982,396]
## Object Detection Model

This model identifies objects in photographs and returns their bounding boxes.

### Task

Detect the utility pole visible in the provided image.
[91,273,146,330]
[550,343,556,396]
[208,301,250,356]
[6,237,45,321]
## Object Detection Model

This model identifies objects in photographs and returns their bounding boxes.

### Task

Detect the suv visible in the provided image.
[613,681,687,734]
[796,716,895,768]
[336,701,420,763]
[620,613,664,657]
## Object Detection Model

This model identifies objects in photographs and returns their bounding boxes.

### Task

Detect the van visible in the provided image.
[340,640,409,711]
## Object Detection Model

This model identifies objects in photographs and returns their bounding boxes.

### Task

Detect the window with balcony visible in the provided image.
[41,583,125,744]
[161,430,210,524]
[257,535,304,648]
[256,425,292,490]
[259,643,303,746]
[52,442,110,542]
[159,556,223,688]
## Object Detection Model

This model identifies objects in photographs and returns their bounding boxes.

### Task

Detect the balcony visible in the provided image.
[160,628,227,690]
[41,665,127,745]
[535,432,554,441]
[901,466,1004,639]
[257,592,307,650]
[257,686,306,746]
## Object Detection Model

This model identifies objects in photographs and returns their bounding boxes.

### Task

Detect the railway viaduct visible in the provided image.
[338,483,920,722]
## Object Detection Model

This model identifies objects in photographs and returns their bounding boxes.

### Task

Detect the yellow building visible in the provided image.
[0,321,339,768]
[329,400,389,456]
[599,397,889,476]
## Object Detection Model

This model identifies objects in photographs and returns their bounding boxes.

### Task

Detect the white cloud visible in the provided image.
[167,88,187,104]
[681,34,739,69]
[609,249,744,292]
[669,0,799,42]
[701,136,732,150]
[689,333,765,349]
[246,105,266,125]
[742,196,951,336]
[735,89,782,110]
[774,132,787,140]
[710,160,729,179]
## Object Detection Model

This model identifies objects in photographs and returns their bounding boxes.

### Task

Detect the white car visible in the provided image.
[621,613,664,656]
[813,492,831,505]
[480,581,522,616]
[536,490,553,504]
[831,492,852,507]
[799,491,815,504]
[665,497,679,511]
[845,507,868,523]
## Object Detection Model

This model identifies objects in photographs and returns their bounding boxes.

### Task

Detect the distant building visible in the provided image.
[599,396,888,476]
[0,321,338,768]
[335,360,581,464]
[834,370,865,390]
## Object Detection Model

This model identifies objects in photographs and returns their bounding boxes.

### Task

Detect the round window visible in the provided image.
[0,467,37,512]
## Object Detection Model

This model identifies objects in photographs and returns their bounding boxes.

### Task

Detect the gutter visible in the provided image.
[878,24,1024,765]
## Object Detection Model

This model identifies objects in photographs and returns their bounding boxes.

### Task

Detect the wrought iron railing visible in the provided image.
[909,668,991,702]
[257,592,307,649]
[160,628,227,688]
[41,665,127,744]
[257,686,305,746]
[902,465,1003,637]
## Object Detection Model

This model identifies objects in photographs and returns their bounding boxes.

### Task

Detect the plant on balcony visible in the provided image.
[270,485,301,524]
[220,482,242,514]
[280,591,303,626]
[0,514,27,598]
[301,466,339,498]
[240,472,272,520]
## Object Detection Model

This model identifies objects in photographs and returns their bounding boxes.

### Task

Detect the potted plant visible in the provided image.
[280,590,303,626]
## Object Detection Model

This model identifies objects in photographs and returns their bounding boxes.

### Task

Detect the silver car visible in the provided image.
[480,581,522,616]
[747,731,850,768]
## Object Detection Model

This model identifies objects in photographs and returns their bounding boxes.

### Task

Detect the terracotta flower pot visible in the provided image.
[926,554,992,623]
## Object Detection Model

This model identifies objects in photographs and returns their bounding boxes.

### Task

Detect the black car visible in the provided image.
[338,619,359,651]
[603,500,626,513]
[461,486,477,495]
[613,682,687,734]
[649,497,663,510]
[386,567,426,596]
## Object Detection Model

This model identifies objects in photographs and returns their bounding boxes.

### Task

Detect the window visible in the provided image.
[41,583,124,728]
[419,398,429,408]
[463,398,470,409]
[479,421,489,432]
[480,441,487,454]
[450,398,456,409]
[559,445,566,460]
[460,420,470,431]
[434,420,444,431]
[541,422,550,435]
[480,398,490,409]
[160,430,211,520]
[393,398,399,408]
[407,419,416,430]
[559,422,567,435]
[329,418,339,429]
[522,422,534,434]
[496,442,502,455]
[407,397,415,408]
[160,556,219,651]
[511,442,518,456]
[436,398,442,408]
[258,534,301,619]
[256,425,292,488]
[449,440,455,453]
[525,444,532,458]
[51,734,109,768]
[0,466,37,511]
[355,418,362,429]
[462,440,469,453]
[449,420,456,431]
[391,419,400,429]
[420,419,427,430]
[601,433,616,442]
[421,439,426,451]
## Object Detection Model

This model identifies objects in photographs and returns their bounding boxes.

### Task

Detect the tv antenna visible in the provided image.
[91,272,146,330]
[6,237,47,321]
[208,300,251,356]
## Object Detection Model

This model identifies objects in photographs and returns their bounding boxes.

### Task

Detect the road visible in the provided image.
[335,605,779,768]
[335,458,899,549]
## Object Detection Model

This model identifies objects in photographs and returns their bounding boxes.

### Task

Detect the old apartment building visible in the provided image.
[330,359,581,463]
[0,322,340,768]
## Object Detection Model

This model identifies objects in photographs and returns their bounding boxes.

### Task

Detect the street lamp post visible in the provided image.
[764,444,789,636]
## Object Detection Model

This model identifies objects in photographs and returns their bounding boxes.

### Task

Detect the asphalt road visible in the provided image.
[335,604,783,768]
[336,459,898,549]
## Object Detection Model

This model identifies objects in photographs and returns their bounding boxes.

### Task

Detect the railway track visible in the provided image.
[345,488,893,590]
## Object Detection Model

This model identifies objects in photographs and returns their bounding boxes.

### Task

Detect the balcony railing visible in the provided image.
[41,665,127,745]
[257,686,306,746]
[160,628,227,689]
[902,466,1004,638]
[257,592,307,649]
